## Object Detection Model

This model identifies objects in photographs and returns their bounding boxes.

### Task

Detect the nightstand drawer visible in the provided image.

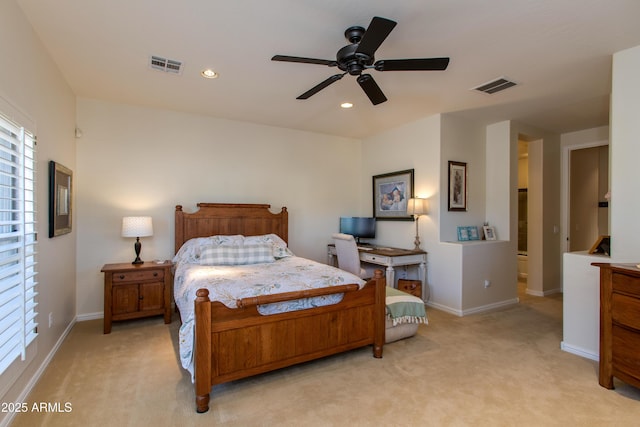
[112,269,164,283]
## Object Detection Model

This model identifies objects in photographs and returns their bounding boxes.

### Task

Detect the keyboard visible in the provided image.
[357,246,374,251]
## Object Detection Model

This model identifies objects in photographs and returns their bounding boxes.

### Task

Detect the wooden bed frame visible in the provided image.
[174,203,386,413]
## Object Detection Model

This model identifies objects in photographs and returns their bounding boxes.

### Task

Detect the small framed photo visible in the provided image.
[448,161,467,211]
[588,235,610,255]
[457,226,470,241]
[49,161,73,237]
[372,169,414,221]
[483,225,497,241]
[467,226,480,241]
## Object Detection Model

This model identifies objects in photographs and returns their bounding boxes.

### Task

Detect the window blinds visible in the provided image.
[0,113,37,376]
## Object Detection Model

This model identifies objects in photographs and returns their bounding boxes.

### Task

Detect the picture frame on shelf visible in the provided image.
[448,161,467,211]
[588,235,610,255]
[49,161,73,238]
[457,226,470,241]
[372,169,414,221]
[483,225,497,241]
[467,226,480,240]
[457,226,480,241]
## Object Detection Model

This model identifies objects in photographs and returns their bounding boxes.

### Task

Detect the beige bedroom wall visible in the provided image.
[0,0,77,419]
[75,98,362,318]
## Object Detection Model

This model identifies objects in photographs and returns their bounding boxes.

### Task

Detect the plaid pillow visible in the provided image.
[200,243,275,266]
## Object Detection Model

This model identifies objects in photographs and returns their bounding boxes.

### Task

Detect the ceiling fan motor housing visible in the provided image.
[337,44,372,75]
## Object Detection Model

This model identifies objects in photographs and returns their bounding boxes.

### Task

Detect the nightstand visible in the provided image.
[101,261,172,334]
[397,278,422,299]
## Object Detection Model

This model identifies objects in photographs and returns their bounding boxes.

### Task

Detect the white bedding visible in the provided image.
[173,236,366,380]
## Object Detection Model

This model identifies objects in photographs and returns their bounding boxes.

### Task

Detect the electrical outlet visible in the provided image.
[49,312,54,328]
[484,280,491,288]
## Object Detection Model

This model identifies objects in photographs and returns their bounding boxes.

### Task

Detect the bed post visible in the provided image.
[373,269,385,358]
[175,205,184,254]
[194,288,212,413]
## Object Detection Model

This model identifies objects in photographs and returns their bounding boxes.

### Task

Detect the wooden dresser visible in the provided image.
[101,261,172,334]
[593,263,640,389]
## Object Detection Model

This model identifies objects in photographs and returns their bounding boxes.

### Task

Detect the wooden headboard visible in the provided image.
[174,203,288,253]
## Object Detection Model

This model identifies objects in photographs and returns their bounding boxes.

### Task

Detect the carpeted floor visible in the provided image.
[11,288,640,426]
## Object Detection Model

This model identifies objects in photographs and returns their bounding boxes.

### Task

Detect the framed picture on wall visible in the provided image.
[448,161,467,211]
[49,161,73,237]
[372,169,414,221]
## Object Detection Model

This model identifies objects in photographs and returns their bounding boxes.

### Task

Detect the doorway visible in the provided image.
[568,146,609,251]
[562,140,609,254]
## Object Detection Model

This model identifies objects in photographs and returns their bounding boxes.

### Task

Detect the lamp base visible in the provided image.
[413,216,422,250]
[132,237,144,265]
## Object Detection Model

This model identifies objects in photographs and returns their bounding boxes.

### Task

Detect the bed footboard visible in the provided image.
[193,270,386,413]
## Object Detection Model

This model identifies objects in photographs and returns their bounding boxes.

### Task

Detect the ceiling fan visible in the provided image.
[271,16,450,105]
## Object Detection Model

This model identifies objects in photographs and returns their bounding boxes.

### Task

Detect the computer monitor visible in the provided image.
[339,217,376,244]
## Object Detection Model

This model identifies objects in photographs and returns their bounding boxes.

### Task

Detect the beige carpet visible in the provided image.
[11,290,640,427]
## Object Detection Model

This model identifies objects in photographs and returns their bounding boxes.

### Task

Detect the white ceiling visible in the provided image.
[16,0,640,139]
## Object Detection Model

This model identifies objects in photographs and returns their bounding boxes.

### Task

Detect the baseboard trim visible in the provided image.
[461,298,519,316]
[426,298,519,317]
[561,342,599,361]
[526,287,562,297]
[0,316,77,427]
[76,311,103,321]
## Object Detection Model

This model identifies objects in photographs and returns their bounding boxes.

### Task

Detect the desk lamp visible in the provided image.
[122,216,153,264]
[407,198,428,250]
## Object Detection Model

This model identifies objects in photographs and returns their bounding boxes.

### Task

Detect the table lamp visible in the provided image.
[407,198,428,250]
[122,216,153,264]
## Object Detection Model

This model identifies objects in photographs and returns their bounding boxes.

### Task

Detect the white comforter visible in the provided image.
[173,255,366,380]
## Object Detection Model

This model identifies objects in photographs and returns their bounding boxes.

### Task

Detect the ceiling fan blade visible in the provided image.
[356,74,387,105]
[296,73,345,99]
[374,57,450,71]
[355,17,397,57]
[272,55,337,67]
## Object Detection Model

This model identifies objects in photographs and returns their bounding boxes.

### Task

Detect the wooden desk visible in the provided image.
[328,244,427,299]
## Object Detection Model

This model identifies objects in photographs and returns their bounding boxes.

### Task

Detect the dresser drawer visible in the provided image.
[112,269,164,283]
[612,324,640,379]
[361,253,390,264]
[613,272,640,297]
[612,293,640,331]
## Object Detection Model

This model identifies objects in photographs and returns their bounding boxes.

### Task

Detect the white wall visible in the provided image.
[561,251,606,360]
[610,44,640,260]
[440,115,486,242]
[0,1,77,422]
[75,98,363,317]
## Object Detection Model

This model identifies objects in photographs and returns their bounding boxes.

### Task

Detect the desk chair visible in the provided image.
[332,233,368,279]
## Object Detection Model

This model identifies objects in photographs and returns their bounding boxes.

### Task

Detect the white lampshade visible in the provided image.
[121,216,153,238]
[407,198,429,216]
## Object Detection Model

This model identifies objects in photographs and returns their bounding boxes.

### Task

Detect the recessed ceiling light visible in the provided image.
[201,69,219,79]
[341,102,353,109]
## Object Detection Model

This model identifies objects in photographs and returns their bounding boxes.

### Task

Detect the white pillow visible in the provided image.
[244,234,293,258]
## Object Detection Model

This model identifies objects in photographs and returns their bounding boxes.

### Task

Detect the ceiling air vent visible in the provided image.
[149,55,183,75]
[472,77,517,94]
